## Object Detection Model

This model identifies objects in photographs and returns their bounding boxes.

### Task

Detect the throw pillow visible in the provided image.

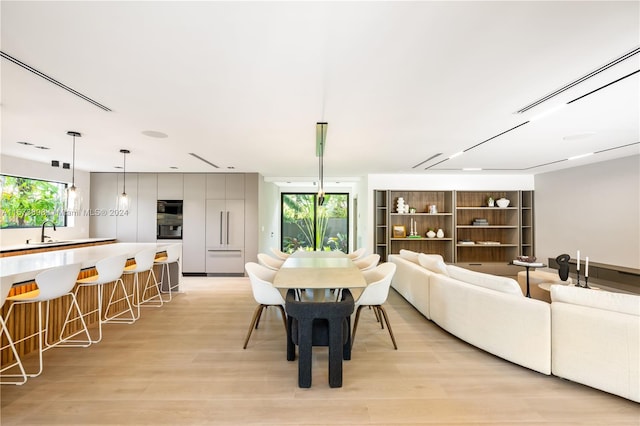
[418,253,449,275]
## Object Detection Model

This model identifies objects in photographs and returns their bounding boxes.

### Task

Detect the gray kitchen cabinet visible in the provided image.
[205,198,245,274]
[206,173,245,200]
[157,173,184,199]
[182,174,206,273]
[137,173,157,242]
[89,173,118,238]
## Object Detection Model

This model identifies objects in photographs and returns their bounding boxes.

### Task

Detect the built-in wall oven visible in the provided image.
[157,200,183,239]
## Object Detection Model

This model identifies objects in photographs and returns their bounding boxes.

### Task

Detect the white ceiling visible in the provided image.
[1,1,639,181]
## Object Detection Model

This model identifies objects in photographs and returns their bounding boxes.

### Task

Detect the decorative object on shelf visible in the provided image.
[428,204,438,214]
[409,218,417,236]
[487,196,495,207]
[517,255,537,262]
[472,218,489,226]
[478,241,501,245]
[426,229,436,238]
[393,225,406,238]
[396,197,409,214]
[436,228,444,238]
[409,207,416,214]
[496,198,510,208]
[556,254,570,281]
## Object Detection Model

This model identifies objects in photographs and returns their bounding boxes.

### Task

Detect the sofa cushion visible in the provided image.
[551,285,640,316]
[399,249,420,264]
[446,265,523,296]
[418,253,449,276]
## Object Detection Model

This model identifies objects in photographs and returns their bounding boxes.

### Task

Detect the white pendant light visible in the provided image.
[66,131,82,212]
[117,149,130,211]
[316,122,327,206]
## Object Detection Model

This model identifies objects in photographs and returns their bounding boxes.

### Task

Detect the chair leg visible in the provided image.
[140,268,163,307]
[0,314,27,385]
[243,305,265,349]
[57,293,92,348]
[350,305,365,348]
[104,278,136,324]
[377,305,398,350]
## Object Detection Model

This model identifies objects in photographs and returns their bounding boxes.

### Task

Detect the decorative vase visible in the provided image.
[487,197,495,207]
[496,198,510,208]
[436,228,444,238]
[397,197,406,213]
[426,230,436,238]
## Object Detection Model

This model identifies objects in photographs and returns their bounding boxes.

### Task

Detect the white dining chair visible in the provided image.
[346,248,366,261]
[351,262,398,350]
[68,254,129,343]
[154,243,182,302]
[0,279,27,385]
[353,253,380,271]
[270,247,290,260]
[243,262,287,349]
[121,247,162,320]
[4,263,90,377]
[257,253,284,271]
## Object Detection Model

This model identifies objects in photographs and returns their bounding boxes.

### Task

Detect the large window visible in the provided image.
[281,193,349,253]
[1,174,67,228]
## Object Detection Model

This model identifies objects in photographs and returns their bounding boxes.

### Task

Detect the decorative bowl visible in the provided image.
[517,255,536,263]
[496,198,510,208]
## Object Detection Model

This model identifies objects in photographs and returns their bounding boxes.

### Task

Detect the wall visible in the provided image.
[535,155,640,269]
[0,155,91,246]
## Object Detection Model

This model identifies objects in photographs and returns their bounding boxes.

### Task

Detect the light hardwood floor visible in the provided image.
[1,276,638,425]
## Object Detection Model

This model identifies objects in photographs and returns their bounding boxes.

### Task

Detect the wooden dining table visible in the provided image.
[272,250,367,292]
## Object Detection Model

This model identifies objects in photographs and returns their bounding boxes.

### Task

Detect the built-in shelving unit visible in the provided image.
[374,189,535,271]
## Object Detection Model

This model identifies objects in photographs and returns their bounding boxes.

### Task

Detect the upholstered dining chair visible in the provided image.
[154,243,182,302]
[257,253,284,271]
[4,263,90,377]
[353,253,380,271]
[243,262,287,349]
[0,279,27,385]
[286,288,355,388]
[270,247,290,260]
[351,262,398,350]
[346,247,366,260]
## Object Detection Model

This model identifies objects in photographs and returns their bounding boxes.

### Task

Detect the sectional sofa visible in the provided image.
[389,249,640,403]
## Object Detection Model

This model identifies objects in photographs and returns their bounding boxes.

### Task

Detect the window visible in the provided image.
[1,174,68,228]
[281,193,349,252]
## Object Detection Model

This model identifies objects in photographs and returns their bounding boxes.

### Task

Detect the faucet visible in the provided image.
[41,221,56,242]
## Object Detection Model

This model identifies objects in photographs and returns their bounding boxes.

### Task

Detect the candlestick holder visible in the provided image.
[575,269,582,287]
[583,276,590,289]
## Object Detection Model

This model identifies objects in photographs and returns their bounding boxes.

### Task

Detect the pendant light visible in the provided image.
[66,131,82,211]
[316,122,327,206]
[118,149,130,210]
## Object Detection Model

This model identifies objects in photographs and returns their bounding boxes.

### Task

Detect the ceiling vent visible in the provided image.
[189,153,220,168]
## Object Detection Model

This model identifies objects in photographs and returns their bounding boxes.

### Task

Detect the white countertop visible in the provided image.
[1,242,171,285]
[1,237,116,253]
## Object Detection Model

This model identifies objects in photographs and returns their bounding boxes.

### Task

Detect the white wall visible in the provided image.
[0,155,91,246]
[258,180,280,258]
[535,156,640,269]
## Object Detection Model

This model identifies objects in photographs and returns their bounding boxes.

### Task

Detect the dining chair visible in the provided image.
[121,247,163,320]
[154,243,182,302]
[68,254,129,343]
[0,279,27,385]
[270,247,290,260]
[4,263,90,377]
[257,253,284,271]
[286,288,355,388]
[351,262,398,350]
[243,262,287,349]
[346,247,366,260]
[353,253,380,271]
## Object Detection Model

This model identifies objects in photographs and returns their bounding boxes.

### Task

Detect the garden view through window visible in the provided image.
[1,174,67,228]
[281,193,349,253]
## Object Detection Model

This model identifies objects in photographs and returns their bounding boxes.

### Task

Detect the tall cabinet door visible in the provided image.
[183,174,206,273]
[205,199,245,274]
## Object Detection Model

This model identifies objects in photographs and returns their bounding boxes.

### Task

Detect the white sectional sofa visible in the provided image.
[551,285,640,403]
[389,249,640,402]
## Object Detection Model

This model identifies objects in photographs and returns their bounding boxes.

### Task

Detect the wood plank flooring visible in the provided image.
[1,276,638,425]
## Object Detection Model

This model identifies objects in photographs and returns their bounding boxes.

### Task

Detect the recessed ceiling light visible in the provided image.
[170,166,178,169]
[34,146,50,150]
[227,166,235,169]
[17,141,33,145]
[114,166,123,169]
[562,132,596,141]
[141,130,168,138]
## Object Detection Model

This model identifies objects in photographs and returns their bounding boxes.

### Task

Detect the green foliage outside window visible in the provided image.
[1,175,67,228]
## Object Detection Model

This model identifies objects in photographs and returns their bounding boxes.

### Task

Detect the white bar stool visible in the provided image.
[0,279,27,385]
[66,254,131,343]
[153,244,181,302]
[122,247,162,320]
[3,263,90,378]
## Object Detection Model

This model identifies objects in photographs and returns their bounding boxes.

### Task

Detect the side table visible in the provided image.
[509,260,546,298]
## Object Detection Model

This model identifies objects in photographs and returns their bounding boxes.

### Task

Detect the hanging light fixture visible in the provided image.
[118,149,130,210]
[66,131,82,211]
[316,122,327,206]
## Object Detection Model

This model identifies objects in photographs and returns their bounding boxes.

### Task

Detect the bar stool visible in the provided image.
[153,244,181,302]
[67,254,130,343]
[3,263,90,378]
[122,247,162,320]
[0,279,27,385]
